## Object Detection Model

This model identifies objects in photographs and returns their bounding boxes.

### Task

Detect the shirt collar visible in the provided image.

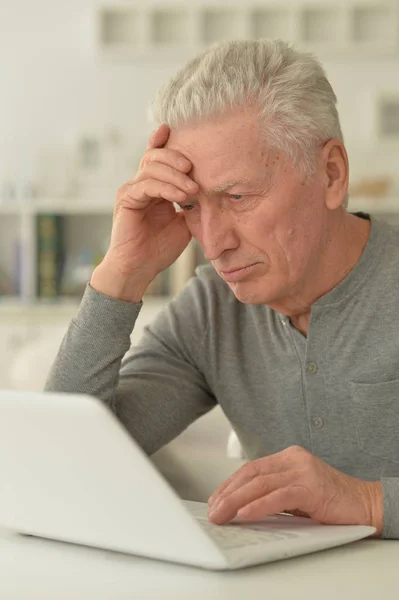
[313,212,385,309]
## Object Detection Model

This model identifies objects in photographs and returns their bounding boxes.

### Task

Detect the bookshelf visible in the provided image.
[0,202,202,306]
[96,1,399,60]
[1,196,399,308]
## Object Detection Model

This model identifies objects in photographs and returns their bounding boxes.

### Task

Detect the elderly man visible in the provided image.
[46,39,399,539]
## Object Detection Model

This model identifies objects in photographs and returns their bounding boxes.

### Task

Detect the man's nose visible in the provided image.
[198,202,239,262]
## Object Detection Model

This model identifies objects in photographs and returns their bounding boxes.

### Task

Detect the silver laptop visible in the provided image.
[0,390,376,571]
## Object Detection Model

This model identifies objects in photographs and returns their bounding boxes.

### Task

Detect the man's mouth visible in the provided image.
[219,263,260,282]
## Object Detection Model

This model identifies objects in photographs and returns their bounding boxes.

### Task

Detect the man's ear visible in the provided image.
[322,139,349,210]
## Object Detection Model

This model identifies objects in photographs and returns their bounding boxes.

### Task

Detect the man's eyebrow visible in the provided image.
[206,179,250,194]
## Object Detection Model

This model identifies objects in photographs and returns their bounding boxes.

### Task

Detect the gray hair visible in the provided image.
[149,39,348,207]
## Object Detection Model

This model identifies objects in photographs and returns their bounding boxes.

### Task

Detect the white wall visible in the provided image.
[1,0,399,191]
[0,0,177,189]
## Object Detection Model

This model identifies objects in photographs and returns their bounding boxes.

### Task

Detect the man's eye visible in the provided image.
[230,194,244,201]
[182,204,196,211]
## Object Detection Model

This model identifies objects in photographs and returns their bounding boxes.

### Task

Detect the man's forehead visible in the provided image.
[166,114,266,153]
[166,125,280,190]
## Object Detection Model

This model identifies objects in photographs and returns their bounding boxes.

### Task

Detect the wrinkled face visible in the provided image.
[167,107,330,305]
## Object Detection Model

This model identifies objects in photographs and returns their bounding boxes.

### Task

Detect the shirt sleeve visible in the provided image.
[44,278,217,455]
[380,478,399,538]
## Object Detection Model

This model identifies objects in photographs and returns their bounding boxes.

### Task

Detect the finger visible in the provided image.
[135,162,198,196]
[208,453,288,508]
[121,179,188,208]
[208,464,254,508]
[208,472,289,525]
[141,148,193,175]
[161,211,192,255]
[237,486,309,521]
[146,124,170,150]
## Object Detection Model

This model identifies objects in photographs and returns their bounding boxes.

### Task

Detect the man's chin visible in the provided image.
[226,281,273,305]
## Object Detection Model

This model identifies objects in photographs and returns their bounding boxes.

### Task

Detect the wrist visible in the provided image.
[366,480,384,536]
[91,261,151,303]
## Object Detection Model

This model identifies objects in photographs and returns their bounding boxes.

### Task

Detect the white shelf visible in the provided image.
[0,294,171,315]
[0,201,114,216]
[3,197,399,216]
[0,204,23,216]
[96,1,399,60]
[0,297,80,314]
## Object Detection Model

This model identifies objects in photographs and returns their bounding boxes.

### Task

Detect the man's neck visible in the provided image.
[273,212,371,337]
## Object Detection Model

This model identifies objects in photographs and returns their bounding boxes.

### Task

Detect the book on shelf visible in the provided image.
[144,266,172,297]
[0,266,14,297]
[143,241,208,299]
[36,214,65,299]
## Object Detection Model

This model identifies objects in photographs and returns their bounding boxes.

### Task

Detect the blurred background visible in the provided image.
[1,0,399,396]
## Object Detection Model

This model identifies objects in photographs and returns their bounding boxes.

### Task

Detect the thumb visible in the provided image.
[166,211,192,255]
[146,124,170,150]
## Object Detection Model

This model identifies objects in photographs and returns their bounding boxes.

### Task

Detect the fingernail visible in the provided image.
[186,179,198,190]
[210,499,224,515]
[209,503,221,518]
[178,159,190,170]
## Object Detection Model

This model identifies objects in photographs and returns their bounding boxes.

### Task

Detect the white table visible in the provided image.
[0,526,397,600]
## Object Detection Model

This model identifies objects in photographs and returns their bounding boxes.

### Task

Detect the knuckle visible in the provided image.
[160,180,173,192]
[164,165,180,183]
[115,183,129,200]
[287,445,307,457]
[137,180,146,194]
[254,475,269,494]
[244,460,262,478]
[164,163,175,176]
[118,180,143,203]
[218,493,227,504]
[140,151,153,168]
[215,492,228,508]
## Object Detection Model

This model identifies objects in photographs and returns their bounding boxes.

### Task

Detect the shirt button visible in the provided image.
[306,362,318,374]
[312,417,324,430]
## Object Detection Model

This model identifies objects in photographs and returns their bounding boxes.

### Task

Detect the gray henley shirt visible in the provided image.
[45,213,399,539]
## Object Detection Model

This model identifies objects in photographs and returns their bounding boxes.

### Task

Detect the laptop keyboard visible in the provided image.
[197,518,303,550]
